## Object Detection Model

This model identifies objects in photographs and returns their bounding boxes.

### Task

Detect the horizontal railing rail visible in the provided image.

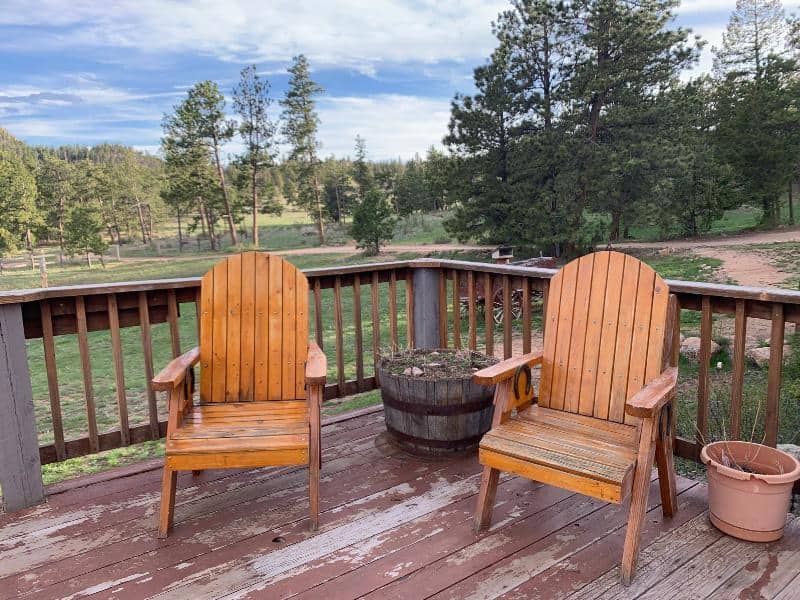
[1,256,799,512]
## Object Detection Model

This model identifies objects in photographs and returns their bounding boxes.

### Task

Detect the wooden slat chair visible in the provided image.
[152,251,327,537]
[472,250,679,583]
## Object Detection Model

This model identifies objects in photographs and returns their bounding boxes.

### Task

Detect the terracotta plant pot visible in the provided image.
[701,441,800,542]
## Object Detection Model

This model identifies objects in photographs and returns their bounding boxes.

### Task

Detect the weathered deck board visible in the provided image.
[2,409,797,600]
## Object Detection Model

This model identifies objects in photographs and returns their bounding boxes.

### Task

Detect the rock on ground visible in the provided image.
[680,336,720,359]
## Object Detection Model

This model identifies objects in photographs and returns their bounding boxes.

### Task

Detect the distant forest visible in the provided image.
[1,0,799,260]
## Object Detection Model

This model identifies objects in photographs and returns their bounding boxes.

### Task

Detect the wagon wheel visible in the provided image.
[492,289,524,325]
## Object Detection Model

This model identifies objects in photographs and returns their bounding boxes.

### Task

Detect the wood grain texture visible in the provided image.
[484,272,493,357]
[106,294,129,446]
[522,278,531,355]
[452,270,461,349]
[467,271,477,351]
[75,295,99,452]
[40,299,66,459]
[138,291,159,439]
[389,270,398,351]
[696,296,712,451]
[730,299,747,439]
[765,303,785,447]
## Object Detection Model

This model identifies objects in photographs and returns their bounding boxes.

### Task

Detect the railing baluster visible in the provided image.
[522,278,531,355]
[195,287,201,341]
[167,289,181,358]
[107,294,130,446]
[406,270,414,348]
[765,303,785,447]
[40,299,65,460]
[138,291,159,440]
[503,275,512,359]
[389,270,398,351]
[452,270,461,349]
[730,299,747,440]
[439,270,447,348]
[542,279,550,337]
[484,272,493,357]
[696,296,712,456]
[314,279,323,349]
[353,274,364,391]
[467,271,477,350]
[371,272,380,375]
[333,276,345,394]
[75,296,99,453]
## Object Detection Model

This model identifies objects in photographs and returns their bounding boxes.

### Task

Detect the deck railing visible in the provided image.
[1,257,798,512]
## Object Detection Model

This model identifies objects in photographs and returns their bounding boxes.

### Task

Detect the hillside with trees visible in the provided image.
[443,0,800,256]
[1,0,799,263]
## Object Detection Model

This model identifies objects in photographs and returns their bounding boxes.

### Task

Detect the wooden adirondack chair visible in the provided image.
[472,251,679,583]
[152,251,327,537]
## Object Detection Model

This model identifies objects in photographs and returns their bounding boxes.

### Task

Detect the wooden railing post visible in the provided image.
[0,303,44,512]
[412,266,442,349]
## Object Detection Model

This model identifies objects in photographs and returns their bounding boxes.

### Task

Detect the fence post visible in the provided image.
[0,303,44,512]
[412,265,441,349]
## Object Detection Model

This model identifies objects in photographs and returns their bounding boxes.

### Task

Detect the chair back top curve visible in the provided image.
[198,251,309,403]
[538,250,670,424]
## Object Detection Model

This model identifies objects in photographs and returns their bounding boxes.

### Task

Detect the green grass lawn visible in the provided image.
[627,198,797,242]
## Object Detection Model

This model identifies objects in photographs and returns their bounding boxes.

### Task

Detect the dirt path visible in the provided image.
[613,225,800,250]
[692,247,791,288]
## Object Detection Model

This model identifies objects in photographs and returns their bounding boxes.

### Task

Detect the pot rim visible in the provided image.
[701,441,800,484]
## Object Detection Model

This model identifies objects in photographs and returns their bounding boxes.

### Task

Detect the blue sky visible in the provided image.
[1,1,797,160]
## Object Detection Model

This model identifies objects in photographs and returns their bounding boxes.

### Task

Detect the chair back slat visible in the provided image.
[538,251,669,424]
[199,252,309,402]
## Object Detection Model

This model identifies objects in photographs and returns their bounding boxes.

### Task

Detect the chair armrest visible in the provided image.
[625,367,678,418]
[152,347,200,391]
[305,342,327,385]
[473,352,543,385]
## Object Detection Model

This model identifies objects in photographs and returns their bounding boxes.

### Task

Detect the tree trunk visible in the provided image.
[609,210,621,242]
[87,252,92,268]
[58,197,65,265]
[176,210,182,252]
[313,170,325,245]
[136,201,148,244]
[252,168,259,247]
[789,182,795,225]
[212,141,238,246]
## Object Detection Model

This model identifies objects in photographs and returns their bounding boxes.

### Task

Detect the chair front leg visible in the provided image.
[655,401,678,518]
[621,414,658,584]
[308,383,322,532]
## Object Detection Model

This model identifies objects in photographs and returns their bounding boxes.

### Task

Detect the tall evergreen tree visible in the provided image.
[281,54,326,244]
[233,65,280,247]
[352,135,373,200]
[166,81,239,245]
[0,151,39,256]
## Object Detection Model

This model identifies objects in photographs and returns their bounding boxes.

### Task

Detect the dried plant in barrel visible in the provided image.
[377,349,498,457]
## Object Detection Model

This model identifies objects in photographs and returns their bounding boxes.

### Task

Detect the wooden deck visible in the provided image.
[2,407,798,600]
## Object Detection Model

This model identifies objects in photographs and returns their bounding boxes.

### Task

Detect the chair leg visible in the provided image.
[158,467,178,539]
[309,448,320,532]
[655,405,678,518]
[473,466,500,533]
[621,418,658,584]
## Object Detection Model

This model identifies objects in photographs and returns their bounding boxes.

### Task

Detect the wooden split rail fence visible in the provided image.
[1,258,799,511]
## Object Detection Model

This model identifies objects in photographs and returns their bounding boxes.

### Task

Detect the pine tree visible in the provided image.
[0,151,39,256]
[713,0,799,227]
[64,205,108,267]
[352,135,373,200]
[281,55,326,244]
[233,65,280,247]
[166,81,239,245]
[351,188,396,255]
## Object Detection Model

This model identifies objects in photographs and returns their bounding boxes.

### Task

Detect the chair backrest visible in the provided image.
[538,251,670,424]
[198,252,308,403]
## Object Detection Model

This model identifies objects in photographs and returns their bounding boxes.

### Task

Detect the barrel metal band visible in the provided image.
[381,395,491,416]
[386,425,484,448]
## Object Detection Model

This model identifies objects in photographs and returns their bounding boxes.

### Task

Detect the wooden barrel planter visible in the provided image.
[377,349,498,457]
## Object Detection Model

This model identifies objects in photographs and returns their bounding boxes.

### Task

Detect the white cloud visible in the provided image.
[316,94,450,160]
[0,1,507,72]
